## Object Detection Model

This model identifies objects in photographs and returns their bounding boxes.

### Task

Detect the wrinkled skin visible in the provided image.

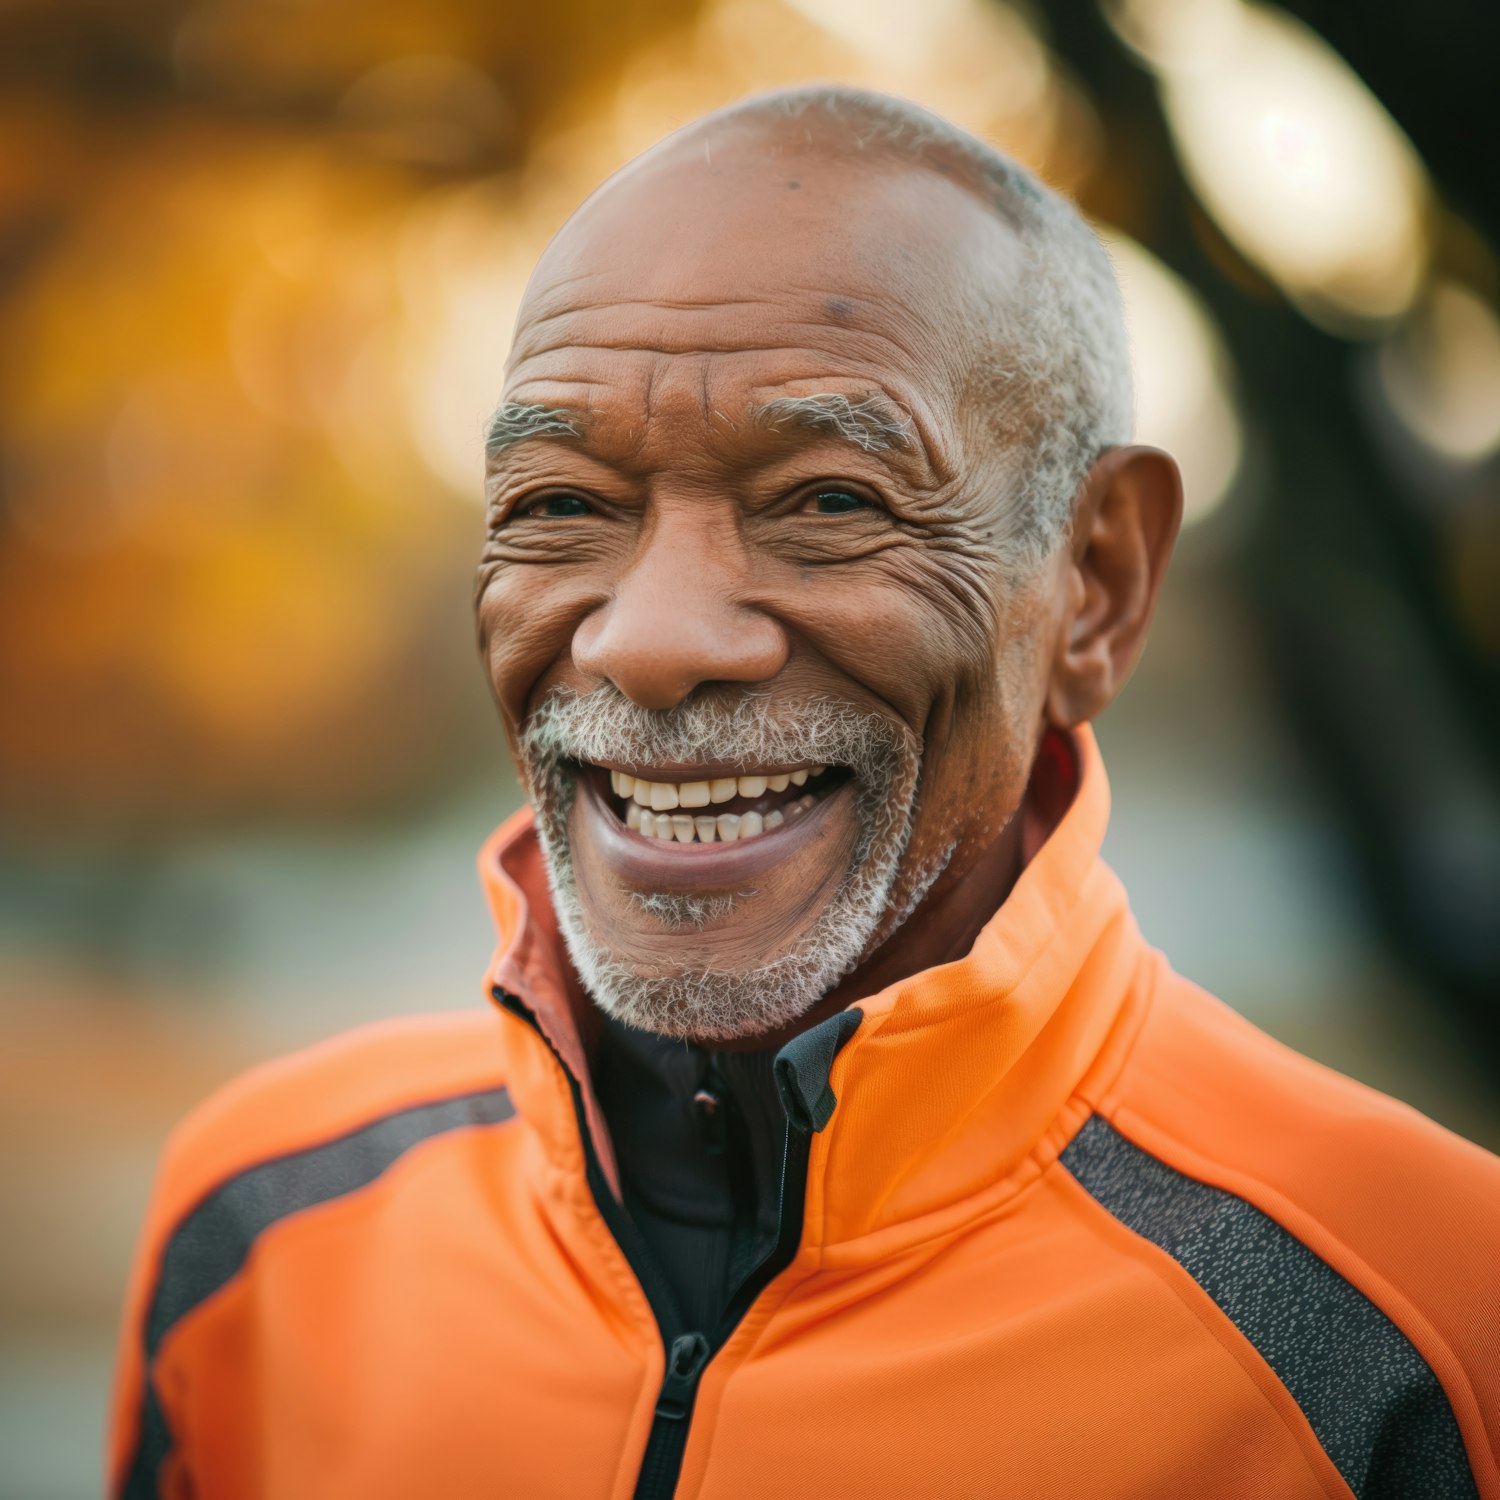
[476,119,1181,1048]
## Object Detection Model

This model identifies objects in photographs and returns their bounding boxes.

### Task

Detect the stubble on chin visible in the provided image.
[517,685,931,1042]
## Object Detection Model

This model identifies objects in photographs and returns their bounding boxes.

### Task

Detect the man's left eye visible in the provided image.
[525,493,593,518]
[807,488,873,515]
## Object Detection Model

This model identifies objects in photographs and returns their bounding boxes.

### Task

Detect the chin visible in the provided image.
[516,685,932,1038]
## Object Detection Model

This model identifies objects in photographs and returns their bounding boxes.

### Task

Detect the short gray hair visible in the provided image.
[713,86,1133,565]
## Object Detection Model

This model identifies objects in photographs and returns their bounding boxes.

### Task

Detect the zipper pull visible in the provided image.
[655,1332,711,1421]
[692,1068,728,1157]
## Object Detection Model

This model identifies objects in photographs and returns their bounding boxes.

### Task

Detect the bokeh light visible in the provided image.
[1104,231,1245,524]
[1108,0,1431,329]
[1376,280,1500,465]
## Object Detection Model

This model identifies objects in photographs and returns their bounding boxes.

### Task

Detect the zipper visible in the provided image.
[492,986,815,1500]
[634,1109,814,1500]
[631,1332,711,1500]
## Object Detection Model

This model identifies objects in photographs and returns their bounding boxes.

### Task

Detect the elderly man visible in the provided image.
[111,88,1500,1499]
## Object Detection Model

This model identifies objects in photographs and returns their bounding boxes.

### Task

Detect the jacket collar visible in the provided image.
[479,725,1146,1248]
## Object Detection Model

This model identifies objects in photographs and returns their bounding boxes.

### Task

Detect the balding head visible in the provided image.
[502,84,1133,564]
[690,88,1133,556]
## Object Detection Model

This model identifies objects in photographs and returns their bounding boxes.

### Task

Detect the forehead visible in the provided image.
[502,145,1019,459]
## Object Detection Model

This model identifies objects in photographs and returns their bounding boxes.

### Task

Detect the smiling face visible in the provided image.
[476,121,1101,1042]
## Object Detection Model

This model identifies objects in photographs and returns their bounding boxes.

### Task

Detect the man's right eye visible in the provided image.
[523,493,593,519]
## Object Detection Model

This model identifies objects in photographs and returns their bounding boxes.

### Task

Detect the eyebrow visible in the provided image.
[754,393,914,453]
[484,402,583,460]
[483,392,918,468]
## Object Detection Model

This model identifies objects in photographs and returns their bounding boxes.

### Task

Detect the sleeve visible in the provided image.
[106,1129,199,1500]
[106,1011,514,1496]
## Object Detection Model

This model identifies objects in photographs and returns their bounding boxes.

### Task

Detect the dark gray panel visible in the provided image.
[121,1085,515,1499]
[1061,1114,1478,1499]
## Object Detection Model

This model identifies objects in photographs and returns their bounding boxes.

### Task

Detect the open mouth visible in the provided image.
[586,762,853,845]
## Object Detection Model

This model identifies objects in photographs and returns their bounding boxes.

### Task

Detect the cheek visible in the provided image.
[476,566,599,733]
[781,546,1008,734]
[781,550,1053,865]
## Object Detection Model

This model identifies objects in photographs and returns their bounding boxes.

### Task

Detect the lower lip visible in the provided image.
[575,774,851,891]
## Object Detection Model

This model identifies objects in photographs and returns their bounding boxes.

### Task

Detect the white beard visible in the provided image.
[518,686,940,1043]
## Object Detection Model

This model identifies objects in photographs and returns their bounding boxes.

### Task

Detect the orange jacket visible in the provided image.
[110,728,1500,1498]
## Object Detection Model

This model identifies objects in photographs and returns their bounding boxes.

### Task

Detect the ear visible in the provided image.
[1045,446,1182,728]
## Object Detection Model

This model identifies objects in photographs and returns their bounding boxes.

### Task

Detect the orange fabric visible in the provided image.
[109,726,1500,1498]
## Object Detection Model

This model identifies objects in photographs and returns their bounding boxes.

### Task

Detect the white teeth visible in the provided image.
[626,804,792,843]
[616,766,828,841]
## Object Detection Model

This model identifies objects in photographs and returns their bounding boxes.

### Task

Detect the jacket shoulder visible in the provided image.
[110,1009,514,1497]
[1086,966,1500,1481]
[153,1007,511,1230]
[1108,968,1500,1229]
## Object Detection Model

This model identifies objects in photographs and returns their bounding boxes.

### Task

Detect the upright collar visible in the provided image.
[478,725,1147,1248]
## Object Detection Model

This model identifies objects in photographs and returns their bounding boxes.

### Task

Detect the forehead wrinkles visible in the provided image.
[507,350,958,483]
[510,154,1018,375]
[506,309,964,473]
[507,289,938,375]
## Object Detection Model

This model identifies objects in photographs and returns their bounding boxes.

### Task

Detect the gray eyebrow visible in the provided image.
[755,393,913,453]
[484,402,583,459]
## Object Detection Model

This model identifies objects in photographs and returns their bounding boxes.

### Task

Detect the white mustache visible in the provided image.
[518,685,913,786]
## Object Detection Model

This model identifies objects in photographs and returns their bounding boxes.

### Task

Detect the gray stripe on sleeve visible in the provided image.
[121,1085,515,1498]
[1060,1114,1478,1499]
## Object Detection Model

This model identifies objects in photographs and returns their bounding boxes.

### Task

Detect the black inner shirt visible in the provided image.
[591,1010,788,1337]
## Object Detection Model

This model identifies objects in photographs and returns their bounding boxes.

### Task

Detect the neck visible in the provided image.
[710,800,1028,1054]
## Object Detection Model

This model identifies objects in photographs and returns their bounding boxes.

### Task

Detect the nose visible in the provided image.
[571,513,789,711]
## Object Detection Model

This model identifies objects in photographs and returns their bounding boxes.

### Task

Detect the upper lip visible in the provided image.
[585,759,830,781]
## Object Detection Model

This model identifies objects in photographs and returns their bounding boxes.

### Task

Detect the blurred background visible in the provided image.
[3,0,1499,1493]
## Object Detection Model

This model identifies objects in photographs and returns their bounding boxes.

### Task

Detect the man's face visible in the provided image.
[476,133,1067,1041]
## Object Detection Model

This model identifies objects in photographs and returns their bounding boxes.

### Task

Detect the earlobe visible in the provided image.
[1044,446,1183,729]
